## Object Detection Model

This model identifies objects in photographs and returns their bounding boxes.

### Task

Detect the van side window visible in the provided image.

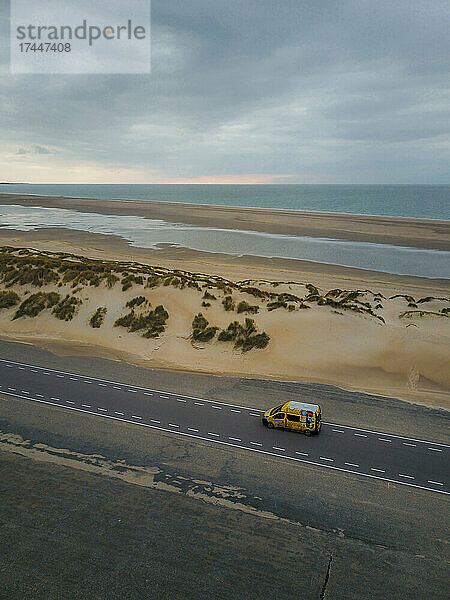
[273,413,285,419]
[286,414,300,422]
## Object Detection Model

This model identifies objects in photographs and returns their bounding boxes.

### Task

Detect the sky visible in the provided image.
[0,0,449,184]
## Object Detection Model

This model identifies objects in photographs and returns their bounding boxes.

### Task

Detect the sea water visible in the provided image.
[0,184,449,221]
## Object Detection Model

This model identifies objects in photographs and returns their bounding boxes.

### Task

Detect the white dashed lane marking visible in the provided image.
[98,407,107,412]
[273,447,285,451]
[428,448,442,452]
[66,401,75,405]
[229,437,241,442]
[250,441,262,446]
[398,474,414,479]
[194,402,204,406]
[345,462,359,468]
[177,399,187,403]
[371,468,385,473]
[296,452,308,456]
[333,429,345,433]
[230,409,241,413]
[320,457,334,462]
[403,443,416,447]
[208,432,219,437]
[378,438,392,443]
[82,404,91,408]
[132,415,142,420]
[355,433,367,438]
[115,411,124,416]
[212,406,222,410]
[149,419,160,424]
[188,428,199,432]
[428,481,443,486]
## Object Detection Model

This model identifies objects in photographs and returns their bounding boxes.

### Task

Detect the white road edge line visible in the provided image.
[1,389,448,496]
[2,359,446,445]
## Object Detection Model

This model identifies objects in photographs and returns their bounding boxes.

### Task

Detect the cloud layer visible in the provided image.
[1,0,449,183]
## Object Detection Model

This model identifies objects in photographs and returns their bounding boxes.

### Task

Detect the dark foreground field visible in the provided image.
[0,340,448,599]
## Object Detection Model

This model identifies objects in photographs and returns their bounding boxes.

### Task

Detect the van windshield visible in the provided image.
[270,405,283,416]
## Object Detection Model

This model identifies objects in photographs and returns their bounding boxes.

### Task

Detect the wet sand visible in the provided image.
[1,192,449,250]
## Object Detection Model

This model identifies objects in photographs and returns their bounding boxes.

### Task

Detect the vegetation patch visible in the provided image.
[222,296,235,311]
[126,296,146,309]
[13,292,60,319]
[0,290,20,309]
[115,305,169,338]
[52,295,82,321]
[191,313,218,342]
[202,290,216,301]
[218,318,270,352]
[89,306,107,328]
[237,300,259,314]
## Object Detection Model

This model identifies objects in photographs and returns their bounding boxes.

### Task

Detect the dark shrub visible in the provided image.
[126,296,146,309]
[13,292,60,319]
[52,295,82,321]
[89,306,107,328]
[222,296,235,311]
[0,290,20,309]
[237,301,259,314]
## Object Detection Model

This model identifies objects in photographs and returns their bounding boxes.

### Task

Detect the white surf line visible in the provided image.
[1,389,448,496]
[1,358,449,447]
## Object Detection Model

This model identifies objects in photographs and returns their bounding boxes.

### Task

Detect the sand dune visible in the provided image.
[1,246,448,409]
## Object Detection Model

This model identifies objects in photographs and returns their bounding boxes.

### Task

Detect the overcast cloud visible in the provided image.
[0,0,449,183]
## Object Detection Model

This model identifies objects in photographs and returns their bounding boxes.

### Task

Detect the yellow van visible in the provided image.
[262,401,322,435]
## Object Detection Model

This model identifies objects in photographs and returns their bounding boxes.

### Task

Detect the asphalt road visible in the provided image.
[1,358,448,494]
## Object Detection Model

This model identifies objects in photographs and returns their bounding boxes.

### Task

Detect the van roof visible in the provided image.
[285,401,320,412]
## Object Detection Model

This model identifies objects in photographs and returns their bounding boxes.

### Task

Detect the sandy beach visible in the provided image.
[1,192,449,250]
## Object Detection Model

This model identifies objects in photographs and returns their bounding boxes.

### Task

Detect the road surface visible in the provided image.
[0,358,448,494]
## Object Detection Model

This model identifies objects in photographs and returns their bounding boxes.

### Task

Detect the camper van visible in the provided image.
[261,401,321,435]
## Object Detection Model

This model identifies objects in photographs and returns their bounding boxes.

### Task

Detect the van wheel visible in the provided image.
[304,429,312,436]
[267,422,274,429]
